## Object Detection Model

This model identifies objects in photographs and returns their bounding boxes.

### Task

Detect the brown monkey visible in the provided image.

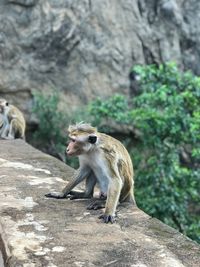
[0,98,26,139]
[46,122,135,223]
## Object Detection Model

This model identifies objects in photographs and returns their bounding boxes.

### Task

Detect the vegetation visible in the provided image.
[32,91,67,161]
[89,62,200,243]
[31,91,79,167]
[32,62,200,243]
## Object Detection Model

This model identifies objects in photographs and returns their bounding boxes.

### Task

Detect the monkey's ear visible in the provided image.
[88,135,97,144]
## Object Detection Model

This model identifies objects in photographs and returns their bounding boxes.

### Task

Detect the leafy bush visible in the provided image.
[88,62,200,243]
[32,91,67,161]
[89,94,130,125]
[31,91,80,167]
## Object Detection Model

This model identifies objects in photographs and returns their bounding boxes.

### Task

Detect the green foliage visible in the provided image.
[31,91,66,161]
[88,62,200,243]
[31,91,79,167]
[32,91,66,142]
[89,94,130,125]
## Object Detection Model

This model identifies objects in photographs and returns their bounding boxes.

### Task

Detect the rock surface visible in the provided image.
[0,139,199,267]
[1,0,200,121]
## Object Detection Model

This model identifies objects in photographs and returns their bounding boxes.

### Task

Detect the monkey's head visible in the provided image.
[0,99,9,113]
[66,123,98,156]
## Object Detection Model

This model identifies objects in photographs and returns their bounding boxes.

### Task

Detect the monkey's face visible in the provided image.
[0,99,9,113]
[66,138,84,157]
[66,134,97,157]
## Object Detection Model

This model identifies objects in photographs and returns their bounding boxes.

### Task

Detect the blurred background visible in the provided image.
[0,0,199,243]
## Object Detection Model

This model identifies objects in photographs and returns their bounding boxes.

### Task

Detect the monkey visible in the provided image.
[0,113,4,136]
[0,100,10,139]
[45,122,135,223]
[0,98,26,140]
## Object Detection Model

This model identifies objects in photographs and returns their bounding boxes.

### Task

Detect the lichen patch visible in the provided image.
[0,158,51,174]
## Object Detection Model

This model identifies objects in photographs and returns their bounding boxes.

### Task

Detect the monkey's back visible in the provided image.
[98,133,133,168]
[98,133,134,202]
[8,105,26,137]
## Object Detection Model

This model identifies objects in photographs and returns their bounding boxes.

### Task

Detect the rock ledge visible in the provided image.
[0,140,199,267]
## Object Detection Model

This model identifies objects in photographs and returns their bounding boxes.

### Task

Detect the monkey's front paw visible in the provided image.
[45,192,67,199]
[99,214,115,224]
[87,200,105,210]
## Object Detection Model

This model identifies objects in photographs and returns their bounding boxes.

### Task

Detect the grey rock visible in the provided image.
[0,0,199,122]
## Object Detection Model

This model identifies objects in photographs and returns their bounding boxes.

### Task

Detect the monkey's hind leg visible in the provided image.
[45,190,93,200]
[45,192,68,199]
[69,173,96,200]
[1,123,9,139]
[87,192,107,210]
[3,119,16,140]
[68,190,93,200]
[87,199,106,210]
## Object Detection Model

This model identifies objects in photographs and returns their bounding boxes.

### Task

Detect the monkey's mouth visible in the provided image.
[66,152,73,156]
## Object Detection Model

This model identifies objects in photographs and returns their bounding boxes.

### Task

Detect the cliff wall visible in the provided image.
[0,0,200,121]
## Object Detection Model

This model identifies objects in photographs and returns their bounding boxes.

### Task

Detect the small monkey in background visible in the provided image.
[46,122,135,223]
[0,98,26,139]
[0,113,4,136]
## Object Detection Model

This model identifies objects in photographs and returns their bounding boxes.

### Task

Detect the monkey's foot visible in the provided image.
[99,214,116,224]
[45,192,67,199]
[1,135,14,140]
[99,192,107,199]
[68,191,92,200]
[87,199,105,210]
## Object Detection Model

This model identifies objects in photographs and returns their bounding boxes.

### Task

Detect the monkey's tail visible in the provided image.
[120,190,136,206]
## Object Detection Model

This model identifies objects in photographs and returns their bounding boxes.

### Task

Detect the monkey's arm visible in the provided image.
[5,119,15,139]
[100,178,122,223]
[69,172,96,200]
[1,120,9,139]
[45,167,91,199]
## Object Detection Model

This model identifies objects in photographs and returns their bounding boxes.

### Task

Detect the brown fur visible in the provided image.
[46,122,135,223]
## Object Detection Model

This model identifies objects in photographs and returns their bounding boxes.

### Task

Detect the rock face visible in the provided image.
[0,0,200,120]
[0,139,200,267]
